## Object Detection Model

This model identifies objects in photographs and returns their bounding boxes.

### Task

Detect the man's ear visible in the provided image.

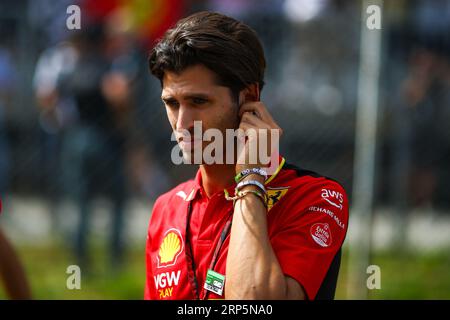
[239,83,260,106]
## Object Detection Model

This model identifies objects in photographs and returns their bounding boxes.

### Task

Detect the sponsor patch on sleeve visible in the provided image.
[310,223,332,247]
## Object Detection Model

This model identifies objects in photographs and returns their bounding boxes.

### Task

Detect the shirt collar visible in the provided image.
[188,155,286,201]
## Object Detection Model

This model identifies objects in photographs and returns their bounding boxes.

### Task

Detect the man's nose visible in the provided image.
[175,104,195,131]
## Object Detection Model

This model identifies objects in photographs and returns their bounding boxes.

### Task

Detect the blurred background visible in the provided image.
[0,0,449,299]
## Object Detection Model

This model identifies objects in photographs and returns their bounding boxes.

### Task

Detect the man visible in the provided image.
[145,11,349,300]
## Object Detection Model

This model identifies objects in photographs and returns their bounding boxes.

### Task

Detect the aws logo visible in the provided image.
[157,228,184,269]
[267,187,289,211]
[321,188,344,210]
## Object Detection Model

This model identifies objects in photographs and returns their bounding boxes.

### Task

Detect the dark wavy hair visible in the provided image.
[149,11,266,99]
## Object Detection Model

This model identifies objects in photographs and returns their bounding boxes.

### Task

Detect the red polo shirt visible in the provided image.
[145,157,349,300]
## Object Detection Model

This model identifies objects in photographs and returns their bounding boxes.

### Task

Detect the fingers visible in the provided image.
[239,102,282,133]
[240,111,269,129]
[240,109,283,136]
[239,113,282,144]
[239,102,264,118]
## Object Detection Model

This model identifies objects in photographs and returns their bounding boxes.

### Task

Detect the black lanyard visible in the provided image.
[185,200,233,300]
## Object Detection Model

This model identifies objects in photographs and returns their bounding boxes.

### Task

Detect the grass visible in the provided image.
[335,249,450,299]
[0,238,146,300]
[1,240,449,299]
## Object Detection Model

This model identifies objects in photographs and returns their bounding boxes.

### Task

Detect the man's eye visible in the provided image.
[192,97,207,105]
[164,100,179,108]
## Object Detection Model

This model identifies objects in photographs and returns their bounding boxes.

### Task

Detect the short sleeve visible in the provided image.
[270,180,349,300]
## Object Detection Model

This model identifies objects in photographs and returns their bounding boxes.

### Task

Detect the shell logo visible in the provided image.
[157,228,184,268]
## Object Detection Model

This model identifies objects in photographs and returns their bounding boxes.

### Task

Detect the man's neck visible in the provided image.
[200,164,236,198]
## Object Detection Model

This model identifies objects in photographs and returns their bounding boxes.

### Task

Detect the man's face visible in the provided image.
[161,64,240,163]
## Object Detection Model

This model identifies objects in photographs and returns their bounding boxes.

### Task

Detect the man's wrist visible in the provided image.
[234,189,267,209]
[240,173,265,184]
[236,175,266,198]
[235,167,268,183]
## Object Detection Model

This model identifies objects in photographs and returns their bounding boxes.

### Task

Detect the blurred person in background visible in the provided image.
[401,48,450,208]
[58,23,132,273]
[33,20,137,273]
[392,0,450,210]
[33,2,177,274]
[33,39,79,233]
